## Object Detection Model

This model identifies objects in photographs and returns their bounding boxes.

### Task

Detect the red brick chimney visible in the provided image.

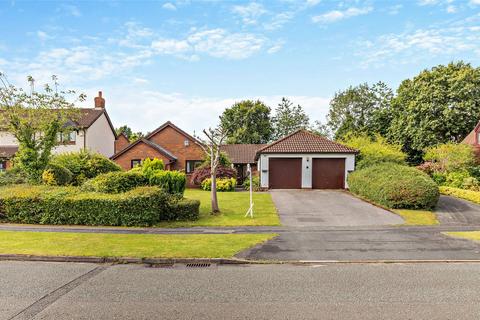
[94,91,105,109]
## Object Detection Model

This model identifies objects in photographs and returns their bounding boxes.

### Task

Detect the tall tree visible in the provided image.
[116,125,143,142]
[271,98,310,140]
[327,81,393,139]
[0,74,83,182]
[388,61,480,163]
[220,100,272,144]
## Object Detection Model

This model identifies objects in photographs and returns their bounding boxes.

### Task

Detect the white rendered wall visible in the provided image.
[258,153,356,189]
[85,113,115,157]
[0,132,17,145]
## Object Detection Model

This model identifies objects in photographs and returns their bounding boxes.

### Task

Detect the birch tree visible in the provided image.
[199,125,228,214]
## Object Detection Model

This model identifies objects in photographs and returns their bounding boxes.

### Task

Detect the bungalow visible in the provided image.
[255,130,357,189]
[220,144,266,184]
[0,91,117,171]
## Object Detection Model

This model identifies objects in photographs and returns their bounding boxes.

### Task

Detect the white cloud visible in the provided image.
[162,2,177,10]
[232,2,267,25]
[36,30,52,42]
[118,22,154,48]
[105,89,331,134]
[418,0,439,5]
[471,0,480,4]
[60,4,81,17]
[305,0,321,7]
[312,7,373,24]
[264,11,295,30]
[446,5,457,13]
[151,39,190,54]
[356,22,480,67]
[387,4,403,15]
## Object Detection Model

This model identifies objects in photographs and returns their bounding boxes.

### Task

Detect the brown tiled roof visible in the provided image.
[0,146,18,158]
[221,144,266,164]
[256,130,357,158]
[75,108,104,128]
[462,121,480,145]
[110,138,177,161]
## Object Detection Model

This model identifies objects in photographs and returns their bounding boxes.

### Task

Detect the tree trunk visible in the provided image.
[211,168,220,214]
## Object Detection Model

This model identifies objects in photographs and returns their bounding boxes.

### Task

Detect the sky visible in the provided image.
[1,0,480,134]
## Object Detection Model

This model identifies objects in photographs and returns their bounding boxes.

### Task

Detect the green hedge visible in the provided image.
[0,185,199,226]
[149,170,186,195]
[42,163,73,186]
[51,151,121,185]
[82,171,148,193]
[348,163,439,209]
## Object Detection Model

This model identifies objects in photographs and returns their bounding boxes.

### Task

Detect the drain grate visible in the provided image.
[147,263,175,268]
[186,263,211,268]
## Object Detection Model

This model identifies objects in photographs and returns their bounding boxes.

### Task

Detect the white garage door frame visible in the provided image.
[258,153,355,189]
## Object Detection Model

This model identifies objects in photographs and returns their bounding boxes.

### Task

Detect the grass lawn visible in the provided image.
[157,189,280,227]
[0,231,276,258]
[393,209,439,226]
[444,231,480,243]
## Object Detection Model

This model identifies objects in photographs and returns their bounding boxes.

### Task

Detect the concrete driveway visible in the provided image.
[435,195,480,225]
[270,190,404,227]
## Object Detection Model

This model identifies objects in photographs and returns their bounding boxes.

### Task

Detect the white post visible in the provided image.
[245,164,254,218]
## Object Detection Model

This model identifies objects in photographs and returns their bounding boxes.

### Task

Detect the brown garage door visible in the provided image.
[269,158,302,189]
[312,158,345,189]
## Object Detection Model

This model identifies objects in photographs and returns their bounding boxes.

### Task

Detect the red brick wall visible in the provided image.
[148,126,204,171]
[113,141,172,170]
[114,135,130,153]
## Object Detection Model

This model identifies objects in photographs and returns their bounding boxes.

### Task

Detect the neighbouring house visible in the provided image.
[255,130,357,189]
[0,91,117,171]
[462,122,480,160]
[221,144,266,184]
[111,121,205,178]
[114,132,130,153]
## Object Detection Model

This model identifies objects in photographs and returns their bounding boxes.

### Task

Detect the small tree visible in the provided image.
[198,125,228,214]
[0,74,84,182]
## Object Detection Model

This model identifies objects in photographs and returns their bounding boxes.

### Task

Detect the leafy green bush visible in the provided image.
[202,152,232,168]
[424,143,475,173]
[0,167,27,186]
[141,158,165,179]
[149,170,186,195]
[50,150,121,185]
[242,175,260,191]
[166,198,200,221]
[42,163,73,186]
[440,186,480,204]
[341,134,405,169]
[0,185,199,226]
[348,163,439,209]
[445,171,470,189]
[82,171,148,193]
[201,178,236,191]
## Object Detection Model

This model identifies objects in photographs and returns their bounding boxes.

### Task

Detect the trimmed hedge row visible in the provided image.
[0,185,199,226]
[82,171,148,193]
[348,163,439,209]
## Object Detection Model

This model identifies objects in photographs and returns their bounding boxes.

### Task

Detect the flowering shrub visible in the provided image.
[201,178,236,192]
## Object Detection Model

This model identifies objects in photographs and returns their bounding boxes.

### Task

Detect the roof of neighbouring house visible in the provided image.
[145,121,203,146]
[221,144,267,164]
[255,130,357,159]
[110,138,177,161]
[0,146,18,158]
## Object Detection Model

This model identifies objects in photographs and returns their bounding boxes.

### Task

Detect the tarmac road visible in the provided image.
[2,261,480,320]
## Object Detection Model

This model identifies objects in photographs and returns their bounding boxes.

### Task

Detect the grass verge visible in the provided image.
[392,209,439,226]
[444,231,480,243]
[157,189,280,227]
[0,231,277,258]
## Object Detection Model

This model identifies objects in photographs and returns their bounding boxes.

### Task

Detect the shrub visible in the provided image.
[440,186,480,204]
[42,163,73,186]
[82,171,148,193]
[166,198,200,220]
[141,158,165,179]
[0,167,27,186]
[0,185,199,226]
[445,171,470,189]
[191,165,236,185]
[51,150,121,185]
[341,134,405,169]
[243,175,260,191]
[348,163,439,209]
[424,143,475,173]
[201,178,236,191]
[149,170,186,195]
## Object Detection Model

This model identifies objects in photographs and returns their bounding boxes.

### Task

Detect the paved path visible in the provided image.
[2,261,480,319]
[436,195,480,225]
[270,190,404,227]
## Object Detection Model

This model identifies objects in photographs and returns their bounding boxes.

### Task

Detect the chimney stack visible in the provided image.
[94,91,105,109]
